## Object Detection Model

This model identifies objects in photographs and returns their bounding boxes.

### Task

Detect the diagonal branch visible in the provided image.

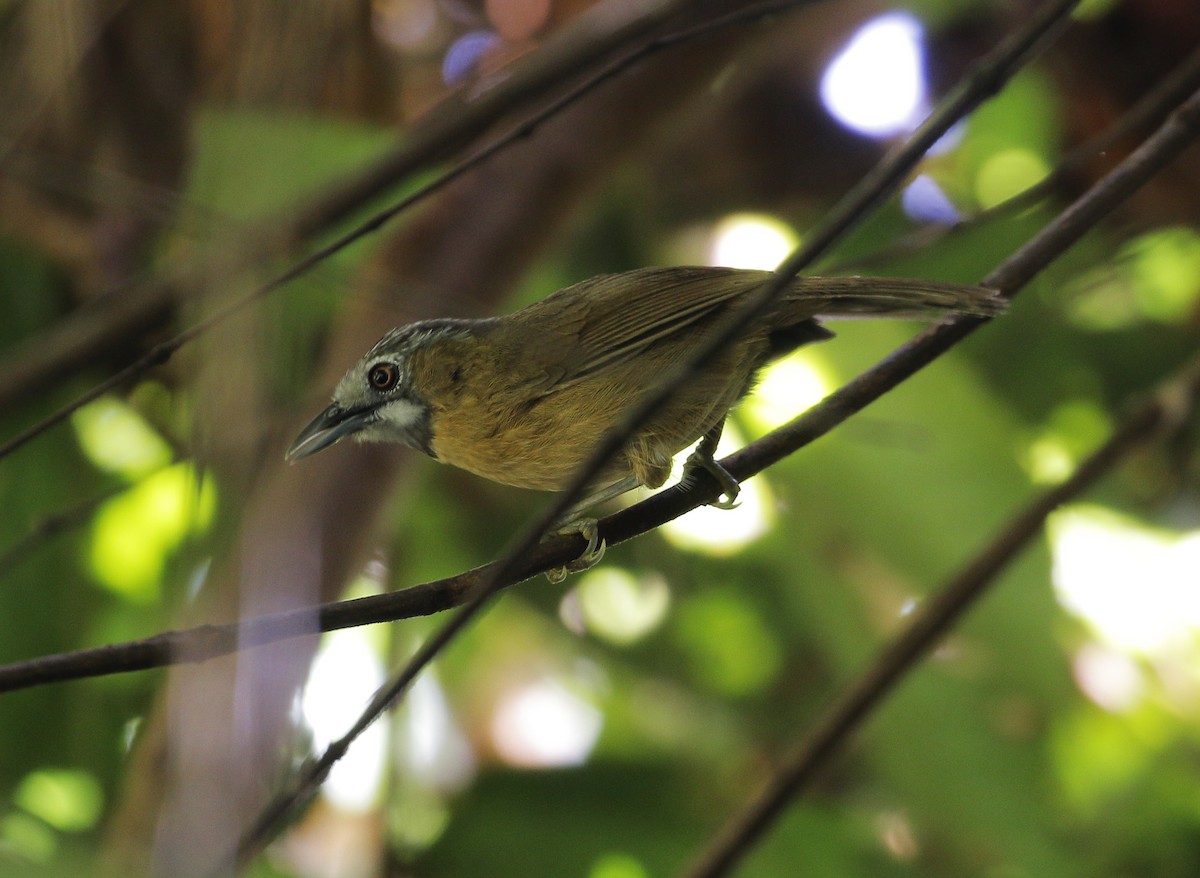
[678,85,1200,878]
[225,1,1086,869]
[680,352,1200,878]
[0,485,124,579]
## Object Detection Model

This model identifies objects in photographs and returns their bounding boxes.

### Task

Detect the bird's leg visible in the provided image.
[684,421,740,510]
[544,474,644,583]
[546,517,606,584]
[561,475,640,523]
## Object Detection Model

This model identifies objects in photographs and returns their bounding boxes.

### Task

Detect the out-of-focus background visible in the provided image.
[1,1,1199,876]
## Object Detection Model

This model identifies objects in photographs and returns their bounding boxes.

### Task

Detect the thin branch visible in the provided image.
[679,362,1200,878]
[227,1,1085,869]
[0,486,124,579]
[838,42,1200,273]
[679,87,1200,878]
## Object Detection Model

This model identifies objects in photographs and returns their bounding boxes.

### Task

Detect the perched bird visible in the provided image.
[287,266,1001,572]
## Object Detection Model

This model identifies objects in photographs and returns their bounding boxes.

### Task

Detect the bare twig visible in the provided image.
[680,85,1200,878]
[0,486,124,579]
[225,1,1084,869]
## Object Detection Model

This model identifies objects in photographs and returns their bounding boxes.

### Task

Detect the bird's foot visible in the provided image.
[546,517,606,584]
[684,449,741,510]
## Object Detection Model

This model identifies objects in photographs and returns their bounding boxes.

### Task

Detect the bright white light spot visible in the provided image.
[820,13,927,138]
[121,718,142,753]
[743,353,836,434]
[573,568,670,646]
[1049,506,1200,656]
[709,214,798,270]
[1072,642,1144,712]
[661,423,772,555]
[399,673,476,791]
[491,679,602,768]
[302,630,388,812]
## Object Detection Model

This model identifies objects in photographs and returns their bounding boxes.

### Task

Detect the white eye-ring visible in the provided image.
[368,362,399,392]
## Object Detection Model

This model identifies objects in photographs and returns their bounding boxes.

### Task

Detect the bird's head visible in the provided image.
[285,319,481,462]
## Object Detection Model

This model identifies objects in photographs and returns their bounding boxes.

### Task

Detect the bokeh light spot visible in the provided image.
[15,769,103,833]
[974,147,1049,209]
[590,852,650,878]
[442,30,500,84]
[302,628,389,813]
[708,213,798,270]
[820,13,927,138]
[486,0,550,41]
[743,352,836,434]
[373,0,439,48]
[902,174,962,224]
[1126,226,1200,322]
[574,568,670,646]
[89,464,216,602]
[1072,642,1144,713]
[1018,400,1111,485]
[661,424,772,555]
[1,813,57,863]
[491,679,602,768]
[72,396,172,480]
[1049,505,1200,656]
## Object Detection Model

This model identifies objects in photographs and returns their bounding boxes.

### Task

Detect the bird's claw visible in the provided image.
[684,449,741,510]
[710,491,741,511]
[546,518,606,583]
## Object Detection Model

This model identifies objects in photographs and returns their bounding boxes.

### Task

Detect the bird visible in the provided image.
[287,266,1002,576]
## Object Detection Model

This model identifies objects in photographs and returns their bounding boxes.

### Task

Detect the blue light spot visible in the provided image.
[442,31,500,86]
[902,174,961,224]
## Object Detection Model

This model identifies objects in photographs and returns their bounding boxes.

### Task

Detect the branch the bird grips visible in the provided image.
[290,267,1000,580]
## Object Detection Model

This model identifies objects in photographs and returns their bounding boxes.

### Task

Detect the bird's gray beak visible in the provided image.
[286,404,376,462]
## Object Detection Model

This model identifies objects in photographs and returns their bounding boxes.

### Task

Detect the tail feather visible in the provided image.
[785,276,1004,320]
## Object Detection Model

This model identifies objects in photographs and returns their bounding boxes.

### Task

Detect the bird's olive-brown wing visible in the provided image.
[497,268,1000,396]
[506,266,774,394]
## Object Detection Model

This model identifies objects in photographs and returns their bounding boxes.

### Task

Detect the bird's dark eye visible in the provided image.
[368,362,399,392]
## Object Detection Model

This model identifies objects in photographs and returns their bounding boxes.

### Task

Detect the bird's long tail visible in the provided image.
[785,276,1005,320]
